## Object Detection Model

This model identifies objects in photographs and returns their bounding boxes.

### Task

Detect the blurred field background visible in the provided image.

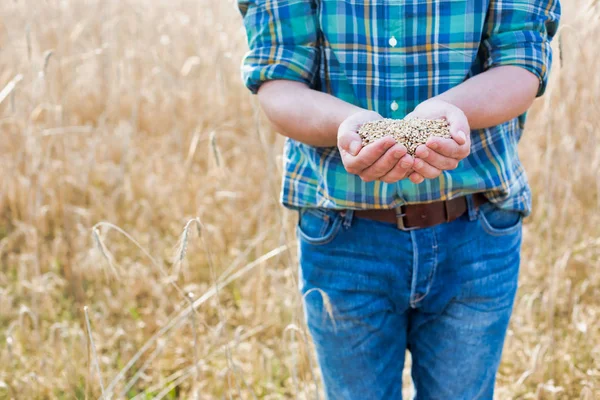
[0,0,599,399]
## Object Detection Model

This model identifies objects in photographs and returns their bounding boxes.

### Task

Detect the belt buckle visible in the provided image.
[394,206,418,231]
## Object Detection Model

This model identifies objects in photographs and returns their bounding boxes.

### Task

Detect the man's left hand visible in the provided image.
[405,99,471,184]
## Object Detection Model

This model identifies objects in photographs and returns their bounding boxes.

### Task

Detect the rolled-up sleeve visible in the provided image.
[238,0,320,94]
[481,0,561,96]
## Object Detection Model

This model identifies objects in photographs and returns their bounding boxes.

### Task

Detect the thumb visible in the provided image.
[338,130,363,156]
[445,109,470,139]
[404,111,417,120]
[451,130,467,146]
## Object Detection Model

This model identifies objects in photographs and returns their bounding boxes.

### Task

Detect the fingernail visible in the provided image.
[428,141,438,150]
[393,150,403,159]
[349,141,361,156]
[458,131,466,142]
[414,160,423,168]
[401,160,412,168]
[420,149,430,158]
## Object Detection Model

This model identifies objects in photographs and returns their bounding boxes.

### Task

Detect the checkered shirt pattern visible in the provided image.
[238,0,560,214]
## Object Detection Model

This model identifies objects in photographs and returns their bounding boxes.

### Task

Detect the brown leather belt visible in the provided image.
[354,193,488,231]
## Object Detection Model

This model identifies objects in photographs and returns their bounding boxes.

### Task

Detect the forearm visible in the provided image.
[257,80,363,147]
[435,66,540,130]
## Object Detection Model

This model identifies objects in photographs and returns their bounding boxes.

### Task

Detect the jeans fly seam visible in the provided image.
[409,230,419,308]
[420,228,439,301]
[411,230,439,305]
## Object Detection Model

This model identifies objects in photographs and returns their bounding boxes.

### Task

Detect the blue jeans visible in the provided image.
[297,199,522,400]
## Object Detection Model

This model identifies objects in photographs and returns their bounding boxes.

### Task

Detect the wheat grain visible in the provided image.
[1,0,599,398]
[358,118,452,155]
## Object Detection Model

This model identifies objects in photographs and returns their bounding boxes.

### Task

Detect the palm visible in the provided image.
[404,99,471,184]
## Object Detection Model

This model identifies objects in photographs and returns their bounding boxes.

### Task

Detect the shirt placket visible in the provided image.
[386,2,408,205]
[387,2,404,119]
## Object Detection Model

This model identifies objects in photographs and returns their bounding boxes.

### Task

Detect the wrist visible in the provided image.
[337,109,381,134]
[337,105,369,125]
[418,97,452,109]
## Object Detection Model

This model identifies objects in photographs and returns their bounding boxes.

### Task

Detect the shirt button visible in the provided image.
[389,36,397,47]
[390,101,399,112]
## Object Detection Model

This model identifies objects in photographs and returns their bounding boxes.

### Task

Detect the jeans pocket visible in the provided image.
[297,208,343,246]
[478,203,523,237]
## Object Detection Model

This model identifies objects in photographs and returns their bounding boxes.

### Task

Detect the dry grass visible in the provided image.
[0,0,598,398]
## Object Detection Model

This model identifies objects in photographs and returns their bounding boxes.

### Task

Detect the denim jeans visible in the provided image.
[297,198,522,400]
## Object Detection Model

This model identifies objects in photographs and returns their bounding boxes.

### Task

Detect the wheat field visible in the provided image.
[0,0,598,399]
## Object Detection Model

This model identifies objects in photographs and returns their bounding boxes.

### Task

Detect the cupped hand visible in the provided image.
[404,99,471,184]
[337,110,414,183]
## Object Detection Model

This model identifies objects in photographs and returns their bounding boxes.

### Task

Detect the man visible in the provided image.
[238,0,560,398]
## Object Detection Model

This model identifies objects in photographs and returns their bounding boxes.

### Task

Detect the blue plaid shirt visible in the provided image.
[238,0,560,214]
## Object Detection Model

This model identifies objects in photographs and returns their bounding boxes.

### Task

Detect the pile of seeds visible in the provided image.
[358,118,451,156]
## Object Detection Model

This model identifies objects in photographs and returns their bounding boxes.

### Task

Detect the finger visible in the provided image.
[359,144,407,182]
[380,154,414,183]
[450,129,467,146]
[445,108,470,137]
[338,130,363,156]
[409,172,425,184]
[342,136,396,175]
[443,107,470,154]
[414,145,459,171]
[426,136,470,160]
[413,157,442,180]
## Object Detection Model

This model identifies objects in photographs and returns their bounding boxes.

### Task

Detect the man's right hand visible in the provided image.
[337,110,415,183]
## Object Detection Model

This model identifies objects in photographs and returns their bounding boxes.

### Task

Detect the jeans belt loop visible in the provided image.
[466,194,478,221]
[341,209,354,229]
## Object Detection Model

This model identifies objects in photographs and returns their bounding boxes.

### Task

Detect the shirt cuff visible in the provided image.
[483,30,553,97]
[241,45,319,94]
